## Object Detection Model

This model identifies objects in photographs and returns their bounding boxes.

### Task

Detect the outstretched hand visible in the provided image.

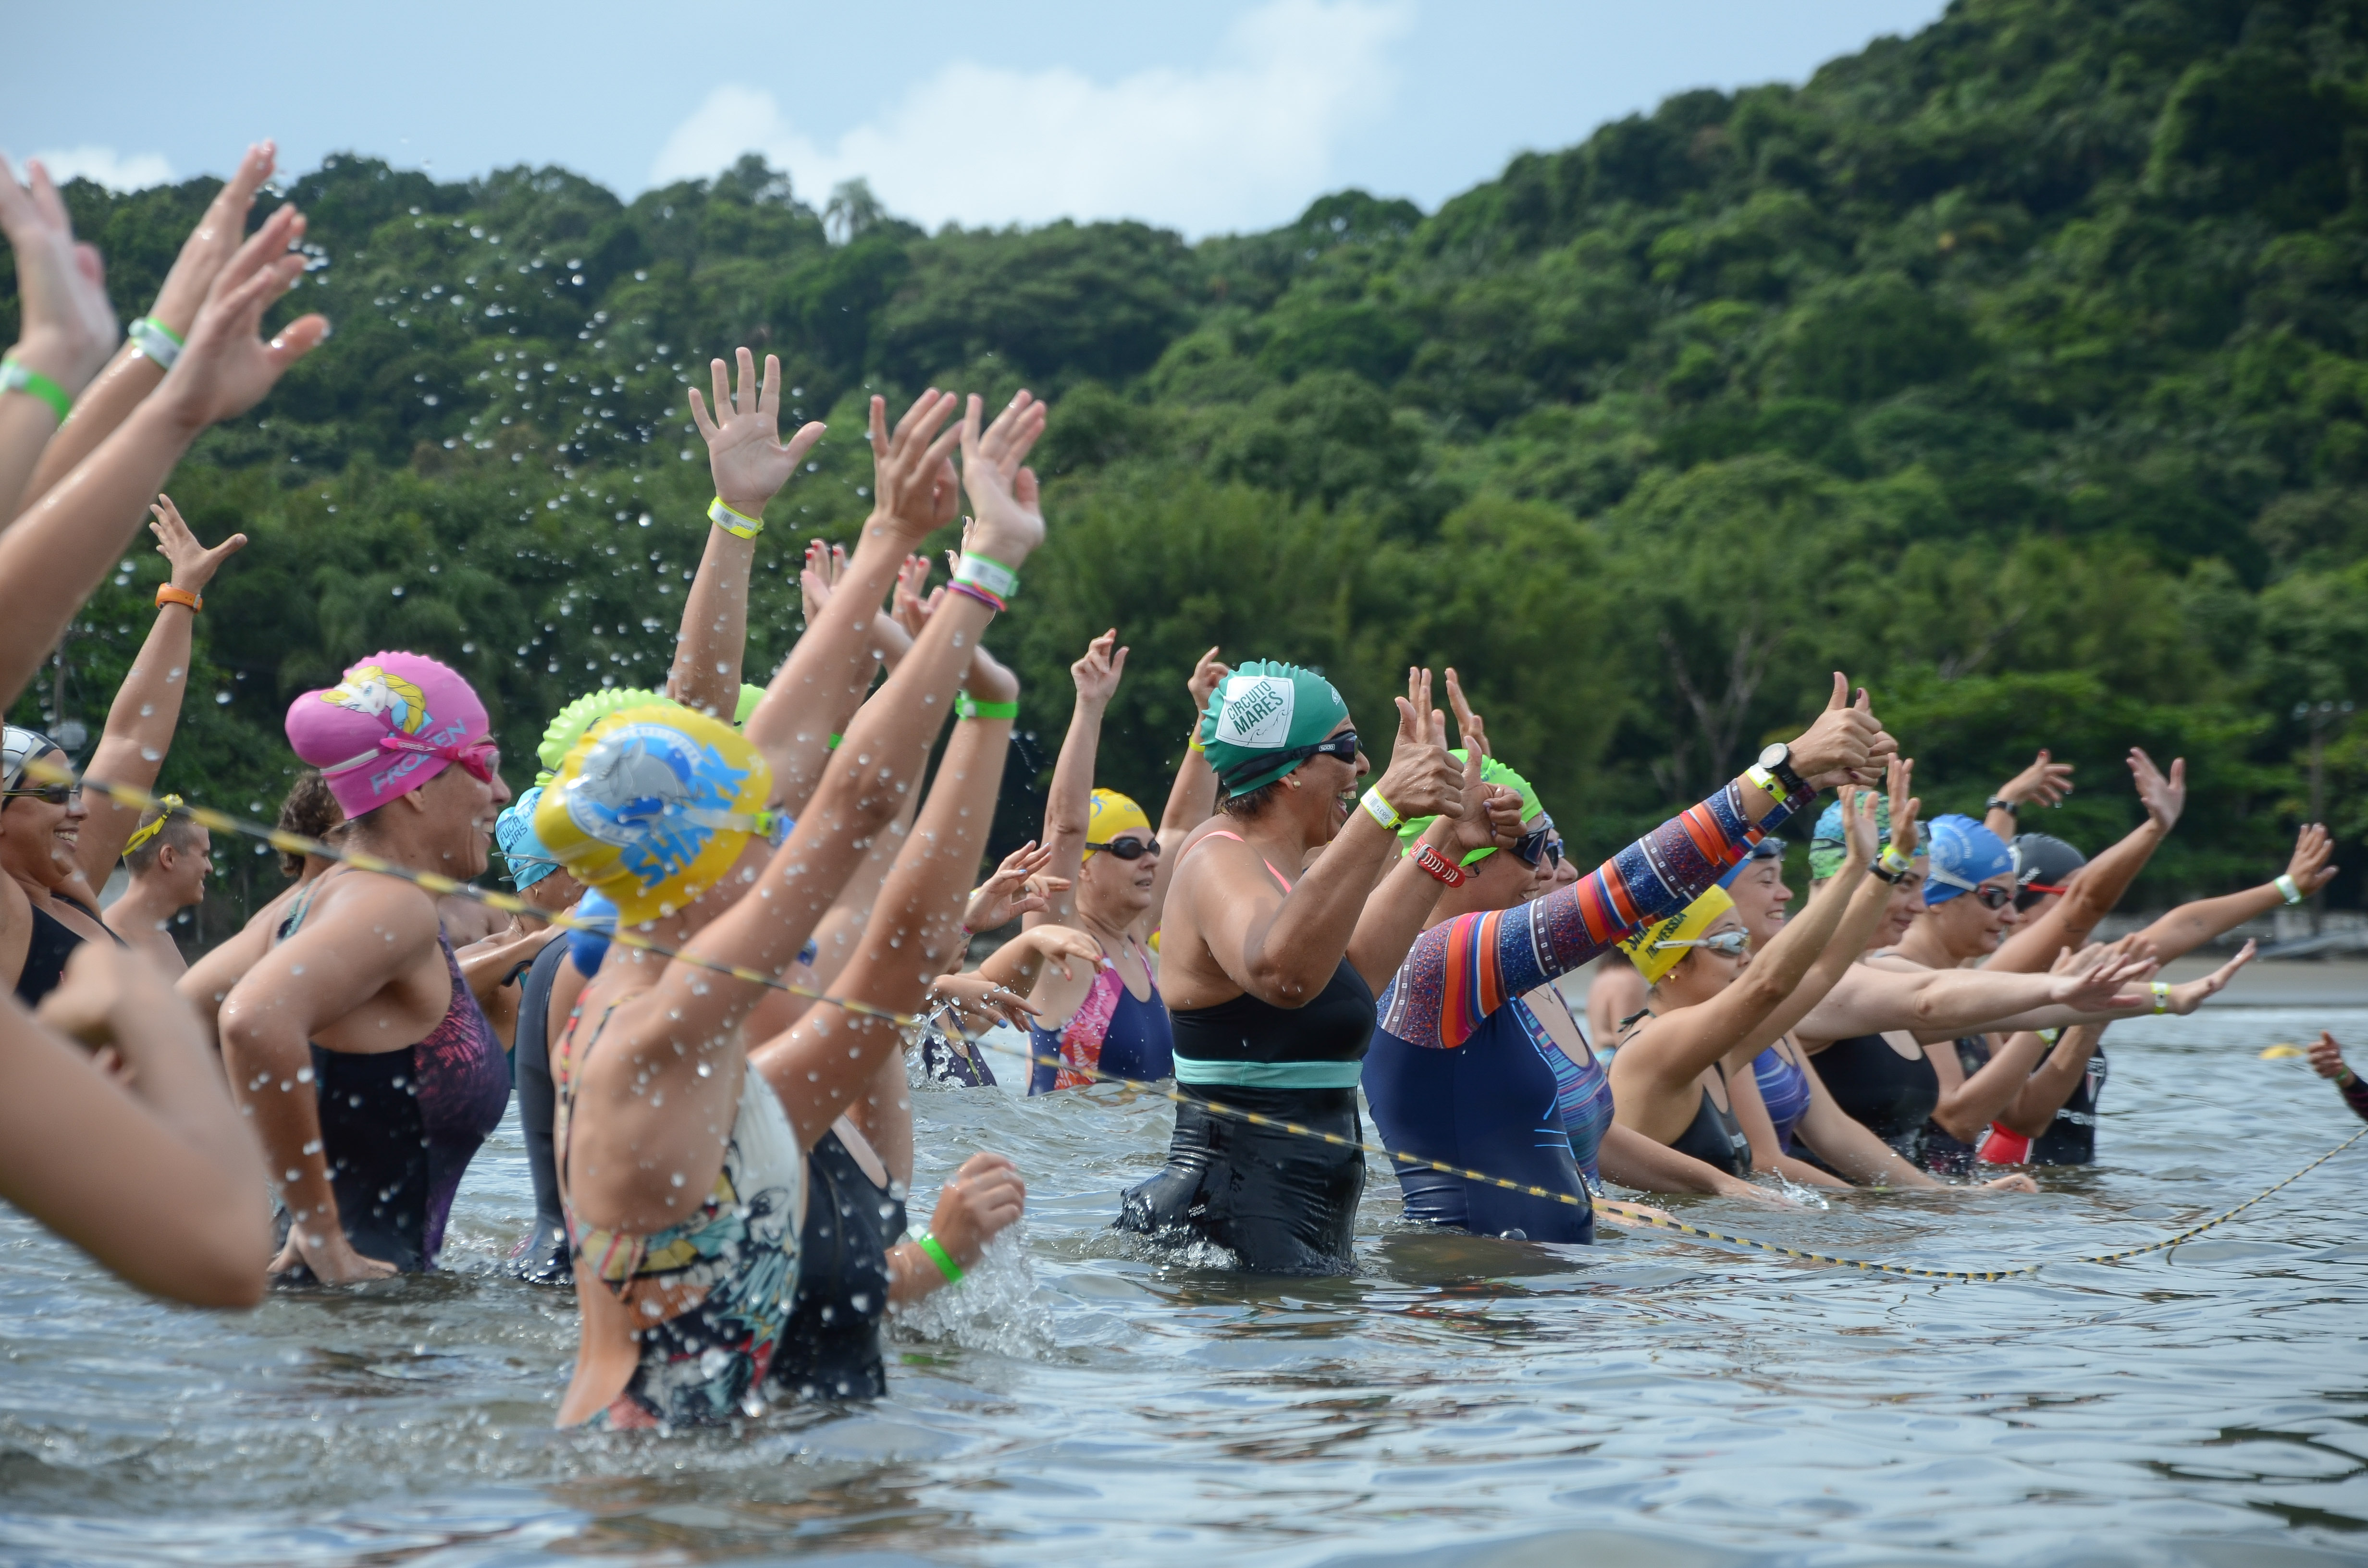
[1186,646,1230,716]
[149,142,278,337]
[1886,755,1923,859]
[2129,747,2186,834]
[1444,666,1489,758]
[2159,939,2255,1015]
[153,203,327,432]
[148,493,245,594]
[958,391,1048,568]
[799,538,848,622]
[869,389,964,545]
[0,154,116,389]
[2285,822,2338,897]
[1995,749,2074,811]
[1374,667,1463,823]
[2051,935,2159,1011]
[965,842,1067,932]
[691,348,826,520]
[1071,628,1126,708]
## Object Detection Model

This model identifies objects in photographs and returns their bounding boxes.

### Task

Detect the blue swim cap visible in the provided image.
[495,784,561,891]
[568,887,618,975]
[1923,814,2012,906]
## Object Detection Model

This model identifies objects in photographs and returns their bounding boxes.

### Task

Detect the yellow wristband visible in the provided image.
[1360,786,1401,831]
[708,495,763,539]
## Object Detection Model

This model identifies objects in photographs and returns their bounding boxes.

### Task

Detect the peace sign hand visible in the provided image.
[1373,668,1462,821]
[689,347,826,522]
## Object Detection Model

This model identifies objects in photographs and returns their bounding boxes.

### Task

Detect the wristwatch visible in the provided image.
[1984,795,2014,815]
[1753,742,1810,803]
[1870,860,1912,885]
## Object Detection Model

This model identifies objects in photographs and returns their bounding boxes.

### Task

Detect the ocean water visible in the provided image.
[2,1006,2365,1567]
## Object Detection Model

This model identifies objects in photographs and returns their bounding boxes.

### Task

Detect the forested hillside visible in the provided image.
[8,0,2368,922]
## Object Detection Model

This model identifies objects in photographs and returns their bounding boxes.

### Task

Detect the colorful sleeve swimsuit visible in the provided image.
[1028,936,1174,1093]
[1361,780,1794,1245]
[553,1002,808,1429]
[1118,836,1377,1276]
[273,874,511,1274]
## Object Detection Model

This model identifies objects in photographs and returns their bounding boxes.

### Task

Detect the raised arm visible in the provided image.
[0,155,118,525]
[77,496,244,882]
[669,348,827,719]
[1982,748,2073,842]
[741,389,960,816]
[1150,646,1227,931]
[0,202,324,709]
[2130,823,2335,962]
[1028,629,1125,929]
[8,943,271,1305]
[1989,748,2183,974]
[16,144,276,518]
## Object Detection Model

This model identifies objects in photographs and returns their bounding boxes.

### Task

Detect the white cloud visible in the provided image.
[650,0,1413,237]
[26,145,173,191]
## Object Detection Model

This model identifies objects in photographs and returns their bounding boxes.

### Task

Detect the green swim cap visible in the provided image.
[1396,751,1544,866]
[536,686,676,784]
[1199,660,1352,797]
[734,683,765,728]
[1807,791,1895,881]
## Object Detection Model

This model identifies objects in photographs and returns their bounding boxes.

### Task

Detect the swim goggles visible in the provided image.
[1510,814,1562,870]
[375,731,503,784]
[1927,864,2016,909]
[1,780,78,806]
[1654,930,1752,956]
[1087,834,1160,860]
[1215,730,1360,792]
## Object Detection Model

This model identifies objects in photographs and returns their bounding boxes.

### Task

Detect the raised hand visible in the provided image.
[152,203,327,431]
[1186,645,1230,716]
[2159,939,2256,1015]
[2285,822,2338,897]
[1995,749,2073,810]
[688,347,826,520]
[1070,629,1126,709]
[2129,747,2186,833]
[0,154,116,389]
[148,142,278,339]
[1443,665,1490,758]
[1374,667,1463,822]
[1788,674,1886,791]
[148,493,245,595]
[958,391,1048,567]
[965,842,1067,932]
[2050,935,2159,1010]
[889,553,936,638]
[927,971,1042,1034]
[1838,785,1877,868]
[1887,755,1923,859]
[869,390,963,546]
[799,538,847,622]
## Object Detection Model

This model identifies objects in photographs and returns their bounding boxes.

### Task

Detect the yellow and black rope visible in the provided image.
[53,759,2361,1286]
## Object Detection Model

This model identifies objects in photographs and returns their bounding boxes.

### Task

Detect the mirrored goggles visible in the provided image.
[1653,930,1752,957]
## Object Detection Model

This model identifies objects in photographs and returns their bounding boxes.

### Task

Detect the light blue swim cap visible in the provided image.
[495,784,561,891]
[1923,814,2012,906]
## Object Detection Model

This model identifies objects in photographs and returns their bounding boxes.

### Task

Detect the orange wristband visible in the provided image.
[155,584,202,612]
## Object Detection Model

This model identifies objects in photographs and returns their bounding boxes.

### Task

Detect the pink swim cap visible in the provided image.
[286,652,491,818]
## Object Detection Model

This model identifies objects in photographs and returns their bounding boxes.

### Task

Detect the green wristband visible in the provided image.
[912,1229,963,1284]
[955,693,1020,721]
[0,358,70,423]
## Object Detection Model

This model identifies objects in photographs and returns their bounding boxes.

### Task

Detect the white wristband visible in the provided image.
[128,316,184,370]
[2276,873,2304,906]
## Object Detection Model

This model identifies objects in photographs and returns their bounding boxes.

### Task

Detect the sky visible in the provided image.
[8,1,1949,238]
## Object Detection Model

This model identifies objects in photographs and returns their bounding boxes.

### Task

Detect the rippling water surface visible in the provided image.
[4,1004,2367,1566]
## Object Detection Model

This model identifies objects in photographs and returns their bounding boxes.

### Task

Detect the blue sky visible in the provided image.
[8,1,1947,237]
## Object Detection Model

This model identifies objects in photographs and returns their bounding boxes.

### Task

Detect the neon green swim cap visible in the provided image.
[1396,750,1544,866]
[536,686,676,785]
[1198,660,1352,797]
[734,683,765,728]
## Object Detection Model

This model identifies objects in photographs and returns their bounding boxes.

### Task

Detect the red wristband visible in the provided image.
[1413,843,1466,887]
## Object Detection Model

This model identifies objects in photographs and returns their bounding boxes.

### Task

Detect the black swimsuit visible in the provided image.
[772,1128,909,1402]
[1668,1064,1753,1176]
[14,896,122,1006]
[1812,1032,1939,1167]
[1120,835,1377,1275]
[508,936,573,1283]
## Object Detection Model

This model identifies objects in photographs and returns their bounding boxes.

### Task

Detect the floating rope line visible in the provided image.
[943,1022,2368,1284]
[38,760,923,1027]
[53,761,2360,1284]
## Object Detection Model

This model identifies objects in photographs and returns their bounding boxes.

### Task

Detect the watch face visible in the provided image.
[1758,743,1789,771]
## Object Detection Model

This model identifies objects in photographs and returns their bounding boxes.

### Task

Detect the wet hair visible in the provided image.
[274,769,345,879]
[125,807,206,875]
[1217,776,1286,820]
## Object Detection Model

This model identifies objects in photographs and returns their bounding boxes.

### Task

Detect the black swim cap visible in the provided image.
[2011,832,2087,911]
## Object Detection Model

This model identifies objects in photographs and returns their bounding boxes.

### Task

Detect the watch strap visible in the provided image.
[155,584,202,613]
